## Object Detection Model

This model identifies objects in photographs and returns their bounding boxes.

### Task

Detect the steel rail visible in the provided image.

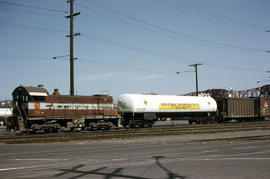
[1,121,270,144]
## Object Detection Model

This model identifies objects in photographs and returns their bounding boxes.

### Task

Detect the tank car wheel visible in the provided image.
[129,120,135,128]
[202,119,208,124]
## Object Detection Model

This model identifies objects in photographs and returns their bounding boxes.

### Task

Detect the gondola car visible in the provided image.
[214,97,260,122]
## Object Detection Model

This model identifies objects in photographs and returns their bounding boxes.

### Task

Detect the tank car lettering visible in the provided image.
[159,103,200,110]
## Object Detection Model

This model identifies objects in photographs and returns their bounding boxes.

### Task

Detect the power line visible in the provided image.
[81,0,266,52]
[0,30,61,37]
[205,62,267,72]
[79,4,250,52]
[0,0,66,13]
[82,34,193,63]
[167,0,270,30]
[0,54,50,61]
[0,53,175,76]
[82,33,269,72]
[159,0,263,32]
[79,58,175,76]
[0,22,66,33]
[0,6,64,17]
[0,53,267,73]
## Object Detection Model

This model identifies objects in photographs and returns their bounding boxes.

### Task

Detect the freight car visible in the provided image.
[214,97,260,122]
[117,93,217,127]
[6,86,119,133]
[186,88,270,123]
[0,108,12,126]
[260,98,270,119]
[0,101,12,126]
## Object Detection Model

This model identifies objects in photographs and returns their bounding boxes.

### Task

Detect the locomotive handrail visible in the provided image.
[15,104,23,118]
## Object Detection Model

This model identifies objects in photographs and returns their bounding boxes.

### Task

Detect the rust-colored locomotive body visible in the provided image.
[7,86,119,132]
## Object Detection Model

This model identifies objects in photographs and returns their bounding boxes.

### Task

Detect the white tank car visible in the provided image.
[0,108,12,125]
[0,108,12,117]
[118,94,217,113]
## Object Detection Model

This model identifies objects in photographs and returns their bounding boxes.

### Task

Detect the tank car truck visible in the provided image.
[6,86,119,133]
[117,93,217,127]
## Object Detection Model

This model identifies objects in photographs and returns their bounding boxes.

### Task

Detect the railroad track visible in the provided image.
[1,121,270,144]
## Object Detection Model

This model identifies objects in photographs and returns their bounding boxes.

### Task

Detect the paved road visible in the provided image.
[0,135,270,179]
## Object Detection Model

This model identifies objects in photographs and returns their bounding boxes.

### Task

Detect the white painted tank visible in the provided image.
[118,94,217,113]
[0,108,12,117]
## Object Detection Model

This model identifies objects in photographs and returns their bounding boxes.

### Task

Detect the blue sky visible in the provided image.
[0,0,269,100]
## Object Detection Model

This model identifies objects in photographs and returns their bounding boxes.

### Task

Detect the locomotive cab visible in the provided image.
[12,86,48,117]
[7,86,49,132]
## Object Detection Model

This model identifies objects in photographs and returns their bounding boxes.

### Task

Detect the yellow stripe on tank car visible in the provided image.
[159,103,200,110]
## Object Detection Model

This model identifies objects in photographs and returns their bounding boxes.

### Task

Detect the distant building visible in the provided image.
[0,100,12,108]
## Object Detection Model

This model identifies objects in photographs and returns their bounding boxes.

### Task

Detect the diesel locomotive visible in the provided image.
[6,86,119,132]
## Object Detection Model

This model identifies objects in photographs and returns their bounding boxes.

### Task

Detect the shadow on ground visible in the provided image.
[54,156,187,179]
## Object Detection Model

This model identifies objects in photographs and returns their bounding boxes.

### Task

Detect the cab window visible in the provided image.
[32,96,46,101]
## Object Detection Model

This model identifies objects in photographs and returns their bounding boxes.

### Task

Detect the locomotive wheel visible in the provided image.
[89,122,97,130]
[123,124,130,129]
[139,123,145,128]
[129,120,134,128]
[44,127,54,133]
[53,123,61,133]
[30,124,41,132]
[106,122,113,130]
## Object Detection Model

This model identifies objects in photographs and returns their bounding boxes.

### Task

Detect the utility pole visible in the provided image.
[189,63,202,96]
[66,0,80,96]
